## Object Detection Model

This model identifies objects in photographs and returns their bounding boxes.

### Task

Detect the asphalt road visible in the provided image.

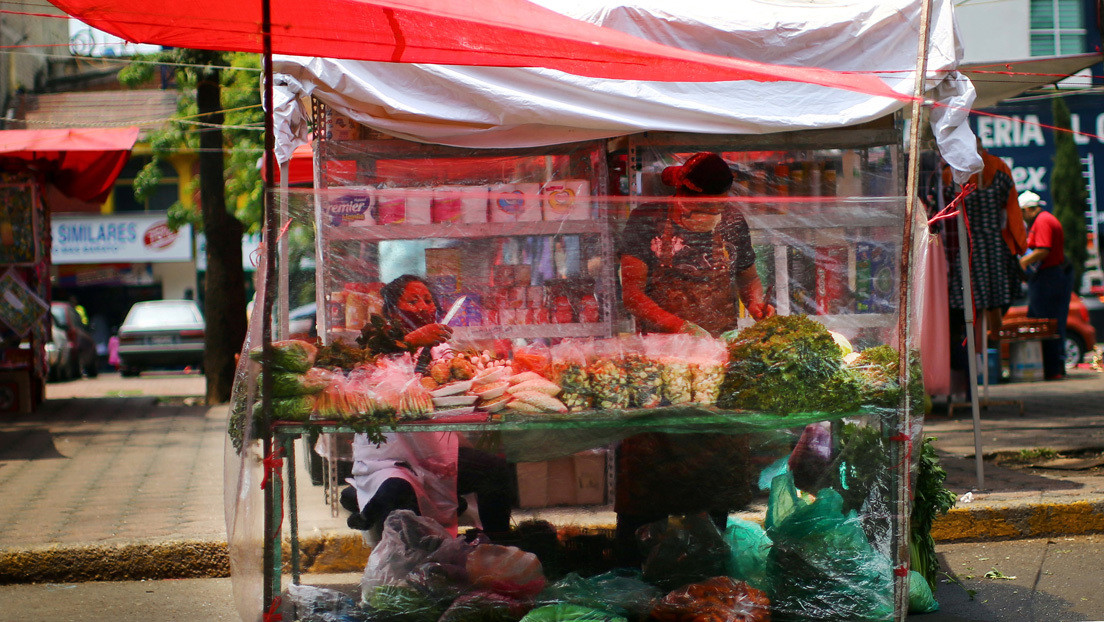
[4,536,1104,622]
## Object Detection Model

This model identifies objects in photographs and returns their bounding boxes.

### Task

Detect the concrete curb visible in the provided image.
[5,504,1104,584]
[930,499,1104,542]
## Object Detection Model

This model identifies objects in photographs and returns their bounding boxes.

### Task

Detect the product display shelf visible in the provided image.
[322,219,606,242]
[264,402,873,597]
[328,320,613,343]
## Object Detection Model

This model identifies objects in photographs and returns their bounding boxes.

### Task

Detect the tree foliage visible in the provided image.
[1050,97,1089,289]
[117,51,264,231]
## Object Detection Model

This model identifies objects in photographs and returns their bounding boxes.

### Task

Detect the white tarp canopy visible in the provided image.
[271,0,982,181]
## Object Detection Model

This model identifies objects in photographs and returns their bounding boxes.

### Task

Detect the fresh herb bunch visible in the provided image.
[356,314,411,356]
[847,345,925,413]
[316,339,377,370]
[910,436,957,590]
[717,314,860,414]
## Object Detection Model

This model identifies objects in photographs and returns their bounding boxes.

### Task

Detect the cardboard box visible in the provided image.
[515,450,608,508]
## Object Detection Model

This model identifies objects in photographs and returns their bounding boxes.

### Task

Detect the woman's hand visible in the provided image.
[405,323,453,348]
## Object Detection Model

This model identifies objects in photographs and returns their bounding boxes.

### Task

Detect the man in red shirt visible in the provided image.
[1019,191,1073,379]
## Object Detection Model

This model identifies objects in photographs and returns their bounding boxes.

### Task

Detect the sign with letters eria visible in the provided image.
[51,213,193,264]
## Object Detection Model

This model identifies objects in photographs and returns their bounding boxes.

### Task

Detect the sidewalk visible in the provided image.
[0,368,1102,583]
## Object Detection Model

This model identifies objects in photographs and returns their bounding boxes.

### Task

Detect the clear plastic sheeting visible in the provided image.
[227,135,926,621]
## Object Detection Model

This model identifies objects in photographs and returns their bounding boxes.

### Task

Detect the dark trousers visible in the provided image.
[1027,264,1073,377]
[342,446,514,537]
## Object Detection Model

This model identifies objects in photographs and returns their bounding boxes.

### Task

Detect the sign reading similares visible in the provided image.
[51,213,193,264]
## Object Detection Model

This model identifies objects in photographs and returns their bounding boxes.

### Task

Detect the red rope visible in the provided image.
[262,596,283,622]
[260,446,286,541]
[889,432,914,473]
[894,563,910,578]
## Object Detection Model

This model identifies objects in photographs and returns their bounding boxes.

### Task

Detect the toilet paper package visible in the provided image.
[490,183,542,222]
[321,187,375,227]
[433,186,489,224]
[376,188,432,225]
[541,180,591,221]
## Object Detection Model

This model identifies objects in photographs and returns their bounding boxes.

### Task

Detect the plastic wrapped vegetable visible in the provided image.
[639,514,730,591]
[690,337,726,406]
[437,591,531,622]
[248,339,318,373]
[537,570,660,620]
[256,395,315,422]
[260,367,335,397]
[519,604,626,622]
[625,335,662,408]
[551,340,592,412]
[466,543,547,598]
[586,340,629,409]
[651,576,770,622]
[658,335,693,406]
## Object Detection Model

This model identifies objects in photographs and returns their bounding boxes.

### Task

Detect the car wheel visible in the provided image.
[120,365,141,377]
[1065,334,1086,369]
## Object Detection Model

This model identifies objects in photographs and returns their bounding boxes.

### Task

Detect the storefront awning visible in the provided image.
[0,127,140,203]
[962,53,1104,109]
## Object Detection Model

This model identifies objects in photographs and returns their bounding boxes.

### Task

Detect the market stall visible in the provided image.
[213,2,979,621]
[0,127,138,411]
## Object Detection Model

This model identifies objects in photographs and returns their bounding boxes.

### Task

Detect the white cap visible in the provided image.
[1018,191,1045,208]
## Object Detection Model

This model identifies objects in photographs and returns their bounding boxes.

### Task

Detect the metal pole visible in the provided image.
[260,0,278,610]
[958,207,986,489]
[896,0,934,617]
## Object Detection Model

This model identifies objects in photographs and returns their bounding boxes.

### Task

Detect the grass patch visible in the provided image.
[106,390,144,397]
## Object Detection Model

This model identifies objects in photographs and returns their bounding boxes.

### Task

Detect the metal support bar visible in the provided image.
[287,436,301,585]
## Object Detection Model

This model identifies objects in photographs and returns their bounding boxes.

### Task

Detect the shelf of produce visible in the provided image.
[328,321,614,343]
[271,404,877,436]
[323,219,605,241]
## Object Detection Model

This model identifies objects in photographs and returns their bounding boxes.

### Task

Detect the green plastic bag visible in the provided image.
[537,570,659,620]
[724,517,772,591]
[908,570,939,614]
[519,603,626,622]
[766,488,893,622]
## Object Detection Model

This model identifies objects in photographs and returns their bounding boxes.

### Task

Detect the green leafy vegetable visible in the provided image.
[910,436,957,590]
[717,314,860,414]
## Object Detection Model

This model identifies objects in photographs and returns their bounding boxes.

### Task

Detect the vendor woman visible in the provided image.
[616,152,774,561]
[341,275,515,542]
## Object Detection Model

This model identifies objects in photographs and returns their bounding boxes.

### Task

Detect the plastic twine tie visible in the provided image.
[894,563,910,578]
[926,181,974,226]
[262,595,283,622]
[889,432,915,474]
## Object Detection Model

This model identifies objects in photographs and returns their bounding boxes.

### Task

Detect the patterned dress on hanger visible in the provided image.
[944,168,1017,310]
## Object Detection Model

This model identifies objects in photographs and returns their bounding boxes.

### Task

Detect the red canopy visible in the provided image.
[0,127,139,203]
[47,0,906,101]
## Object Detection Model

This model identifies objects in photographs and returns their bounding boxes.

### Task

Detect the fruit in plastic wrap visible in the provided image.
[717,314,860,414]
[507,377,561,397]
[651,576,771,622]
[690,362,724,405]
[248,339,318,373]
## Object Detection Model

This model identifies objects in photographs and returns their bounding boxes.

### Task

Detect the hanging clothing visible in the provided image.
[942,152,1026,310]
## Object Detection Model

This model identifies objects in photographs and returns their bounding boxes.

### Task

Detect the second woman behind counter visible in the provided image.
[342,275,516,542]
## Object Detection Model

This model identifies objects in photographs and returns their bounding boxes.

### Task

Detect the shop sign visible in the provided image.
[51,213,193,264]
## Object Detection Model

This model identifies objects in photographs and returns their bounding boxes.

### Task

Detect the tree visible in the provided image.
[1050,96,1089,290]
[120,51,262,403]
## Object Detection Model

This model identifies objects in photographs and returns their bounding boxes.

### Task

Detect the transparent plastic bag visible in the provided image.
[656,334,693,406]
[586,339,629,409]
[537,570,660,620]
[765,488,894,622]
[638,514,730,591]
[550,339,592,412]
[624,334,662,408]
[466,543,547,599]
[651,576,770,622]
[689,336,726,406]
[723,517,772,592]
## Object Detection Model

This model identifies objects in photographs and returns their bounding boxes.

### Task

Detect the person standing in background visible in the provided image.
[1019,191,1073,380]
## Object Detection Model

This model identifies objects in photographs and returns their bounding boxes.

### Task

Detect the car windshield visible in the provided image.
[126,303,201,328]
